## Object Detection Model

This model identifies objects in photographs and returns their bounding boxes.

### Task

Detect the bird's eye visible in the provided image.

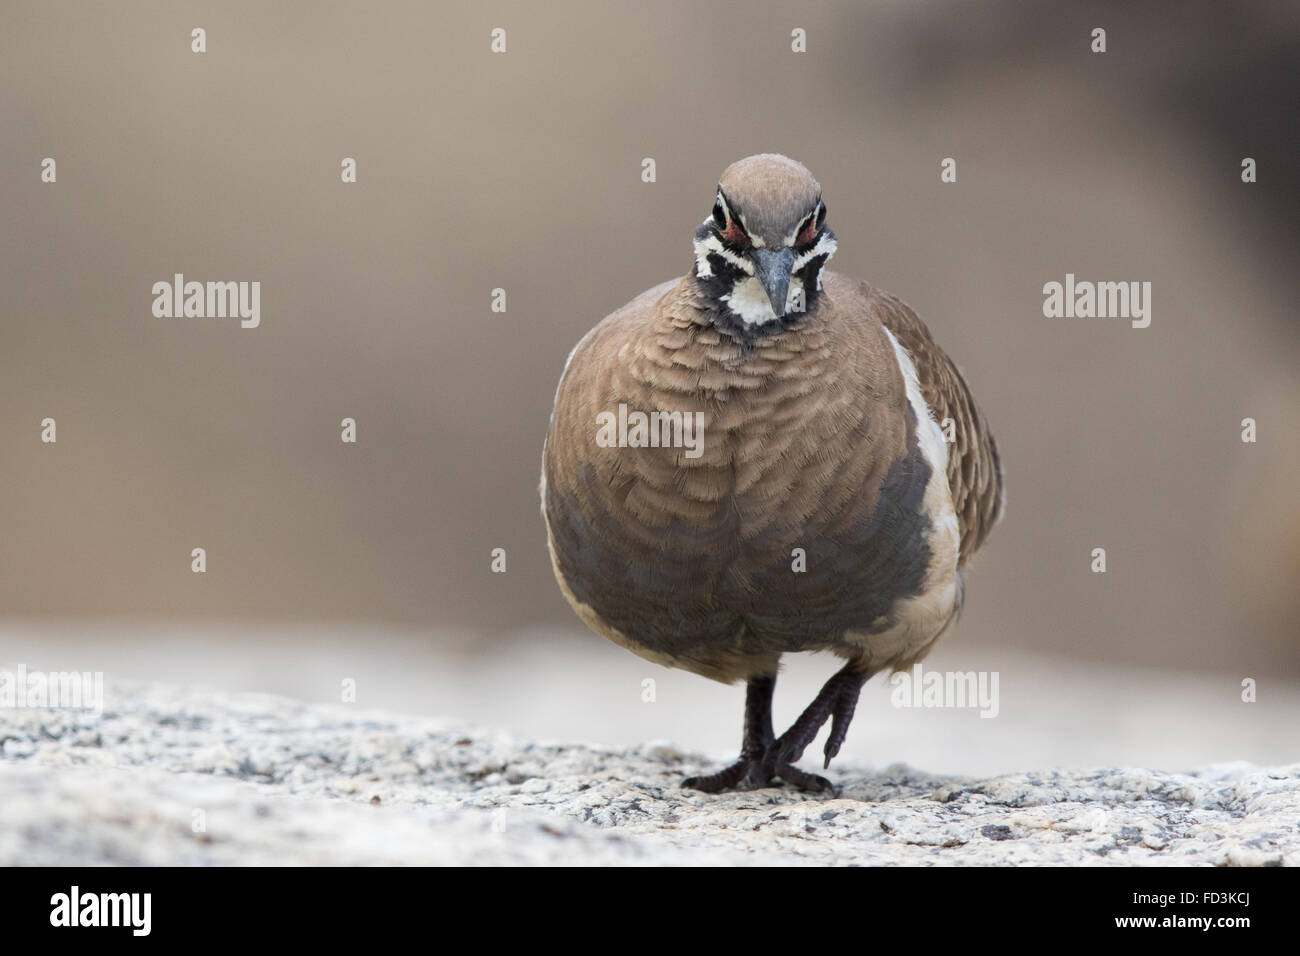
[796,216,817,245]
[795,201,826,246]
[720,220,750,248]
[712,197,728,230]
[713,192,750,248]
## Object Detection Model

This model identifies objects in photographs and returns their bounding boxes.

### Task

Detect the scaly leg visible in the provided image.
[770,663,868,775]
[682,674,776,792]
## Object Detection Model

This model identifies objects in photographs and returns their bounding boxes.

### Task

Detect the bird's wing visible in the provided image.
[873,290,1005,564]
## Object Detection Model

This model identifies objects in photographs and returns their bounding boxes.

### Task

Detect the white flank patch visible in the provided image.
[881,326,950,476]
[842,326,962,675]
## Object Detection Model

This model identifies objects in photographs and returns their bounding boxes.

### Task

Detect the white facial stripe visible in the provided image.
[780,202,824,247]
[693,234,754,278]
[734,208,763,246]
[714,190,758,244]
[713,191,732,227]
[693,239,713,277]
[793,233,836,271]
[781,216,811,248]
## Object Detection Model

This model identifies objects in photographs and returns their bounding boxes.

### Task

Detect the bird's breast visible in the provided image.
[543,299,955,671]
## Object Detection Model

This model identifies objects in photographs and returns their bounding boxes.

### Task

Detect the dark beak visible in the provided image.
[752,248,796,316]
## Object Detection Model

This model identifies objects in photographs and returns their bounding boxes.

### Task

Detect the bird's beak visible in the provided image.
[751,248,796,316]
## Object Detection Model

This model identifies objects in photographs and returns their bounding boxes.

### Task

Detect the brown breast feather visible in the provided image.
[542,273,949,680]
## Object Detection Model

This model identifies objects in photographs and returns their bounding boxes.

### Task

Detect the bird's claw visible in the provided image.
[682,747,833,794]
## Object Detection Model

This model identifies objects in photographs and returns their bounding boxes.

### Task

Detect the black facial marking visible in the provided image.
[793,225,835,293]
[692,222,747,312]
[692,207,835,341]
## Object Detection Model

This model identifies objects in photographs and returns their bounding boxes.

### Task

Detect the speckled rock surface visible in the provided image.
[1,681,1296,865]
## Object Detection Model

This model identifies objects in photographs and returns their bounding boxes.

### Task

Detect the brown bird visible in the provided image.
[542,154,1003,792]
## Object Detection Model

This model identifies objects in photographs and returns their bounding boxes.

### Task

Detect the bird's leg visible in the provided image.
[681,674,776,792]
[769,663,869,783]
[821,668,868,768]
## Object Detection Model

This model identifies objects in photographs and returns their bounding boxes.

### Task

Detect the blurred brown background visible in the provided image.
[2,0,1297,724]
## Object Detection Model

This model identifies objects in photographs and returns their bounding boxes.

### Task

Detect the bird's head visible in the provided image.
[692,154,837,328]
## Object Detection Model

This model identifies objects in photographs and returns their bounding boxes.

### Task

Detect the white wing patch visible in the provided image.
[844,327,961,677]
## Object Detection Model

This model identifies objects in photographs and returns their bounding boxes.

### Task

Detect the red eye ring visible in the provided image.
[720,220,750,247]
[796,217,818,246]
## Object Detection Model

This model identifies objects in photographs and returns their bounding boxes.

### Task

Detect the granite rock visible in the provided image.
[1,681,1295,866]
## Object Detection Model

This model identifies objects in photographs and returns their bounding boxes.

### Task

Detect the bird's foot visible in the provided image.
[771,762,833,793]
[681,753,768,793]
[681,748,832,794]
[679,668,865,794]
[771,666,868,771]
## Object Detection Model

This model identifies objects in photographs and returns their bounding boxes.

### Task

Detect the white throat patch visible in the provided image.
[721,275,807,326]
